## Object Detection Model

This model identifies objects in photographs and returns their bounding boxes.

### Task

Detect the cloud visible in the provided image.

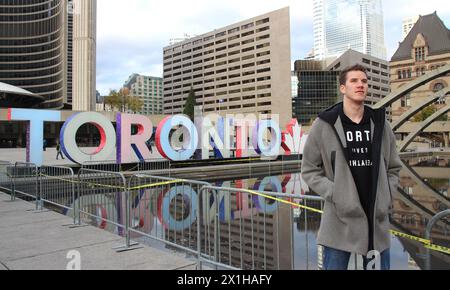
[382,0,450,59]
[96,0,449,95]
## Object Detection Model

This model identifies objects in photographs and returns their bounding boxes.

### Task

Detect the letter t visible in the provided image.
[8,109,61,166]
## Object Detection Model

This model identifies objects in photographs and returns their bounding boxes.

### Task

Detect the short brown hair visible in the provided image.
[339,64,368,86]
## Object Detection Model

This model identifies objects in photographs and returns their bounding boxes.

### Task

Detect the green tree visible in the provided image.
[183,87,197,120]
[104,89,121,111]
[412,105,448,122]
[104,87,143,113]
[127,96,144,113]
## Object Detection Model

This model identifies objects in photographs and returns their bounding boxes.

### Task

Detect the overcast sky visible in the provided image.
[96,0,450,95]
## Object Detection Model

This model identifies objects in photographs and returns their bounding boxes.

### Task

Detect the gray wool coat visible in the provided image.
[301,104,402,255]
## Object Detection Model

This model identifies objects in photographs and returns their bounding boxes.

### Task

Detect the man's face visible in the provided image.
[340,70,368,104]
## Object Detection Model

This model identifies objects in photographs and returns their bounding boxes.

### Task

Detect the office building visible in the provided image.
[402,16,419,40]
[162,7,292,126]
[72,0,97,111]
[328,49,390,106]
[313,0,387,60]
[124,74,163,115]
[293,60,340,125]
[291,71,299,98]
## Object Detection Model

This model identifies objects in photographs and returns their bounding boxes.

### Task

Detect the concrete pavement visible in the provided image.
[0,192,197,270]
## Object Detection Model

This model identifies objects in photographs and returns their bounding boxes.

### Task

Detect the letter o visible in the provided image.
[159,185,197,231]
[155,115,198,161]
[253,176,281,213]
[60,112,116,164]
[252,120,282,157]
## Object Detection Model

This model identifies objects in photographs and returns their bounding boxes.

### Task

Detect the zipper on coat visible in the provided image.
[331,151,336,178]
[385,159,394,214]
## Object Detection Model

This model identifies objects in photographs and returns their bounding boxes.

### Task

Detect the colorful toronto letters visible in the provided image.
[6,108,307,166]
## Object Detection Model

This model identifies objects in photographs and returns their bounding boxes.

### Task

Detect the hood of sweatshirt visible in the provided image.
[318,102,386,128]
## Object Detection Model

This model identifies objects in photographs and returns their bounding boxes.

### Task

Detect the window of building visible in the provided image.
[228,35,240,41]
[215,31,226,38]
[401,94,411,107]
[241,22,254,30]
[242,30,255,37]
[242,38,255,45]
[228,27,240,34]
[256,26,269,33]
[433,82,445,93]
[255,18,269,26]
[415,47,425,62]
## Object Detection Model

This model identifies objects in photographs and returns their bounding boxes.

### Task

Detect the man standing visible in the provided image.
[301,64,402,270]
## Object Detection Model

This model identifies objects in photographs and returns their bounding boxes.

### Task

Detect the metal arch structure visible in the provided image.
[373,64,450,110]
[373,65,450,212]
[399,104,450,152]
[400,159,450,207]
[391,87,450,131]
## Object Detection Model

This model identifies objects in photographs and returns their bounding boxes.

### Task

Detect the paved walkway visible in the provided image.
[0,192,197,270]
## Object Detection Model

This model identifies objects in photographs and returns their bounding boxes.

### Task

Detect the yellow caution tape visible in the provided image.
[424,244,450,255]
[389,230,430,245]
[128,179,187,190]
[242,188,325,214]
[390,230,450,255]
[173,157,263,166]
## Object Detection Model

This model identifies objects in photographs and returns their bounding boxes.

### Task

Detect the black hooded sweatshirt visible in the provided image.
[340,106,374,250]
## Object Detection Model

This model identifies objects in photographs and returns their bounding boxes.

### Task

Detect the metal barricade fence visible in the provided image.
[0,161,13,193]
[127,174,212,267]
[39,166,76,223]
[425,209,450,270]
[136,159,171,175]
[81,160,122,172]
[13,162,39,207]
[198,185,323,270]
[77,168,130,249]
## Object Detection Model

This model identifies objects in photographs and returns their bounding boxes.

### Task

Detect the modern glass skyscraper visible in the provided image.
[292,60,340,125]
[313,0,387,60]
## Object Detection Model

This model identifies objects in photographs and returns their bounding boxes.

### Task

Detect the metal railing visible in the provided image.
[81,160,122,172]
[39,166,76,223]
[0,160,13,193]
[136,159,171,175]
[127,174,212,267]
[81,159,171,176]
[77,168,131,250]
[12,162,39,208]
[197,184,323,270]
[425,209,450,270]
